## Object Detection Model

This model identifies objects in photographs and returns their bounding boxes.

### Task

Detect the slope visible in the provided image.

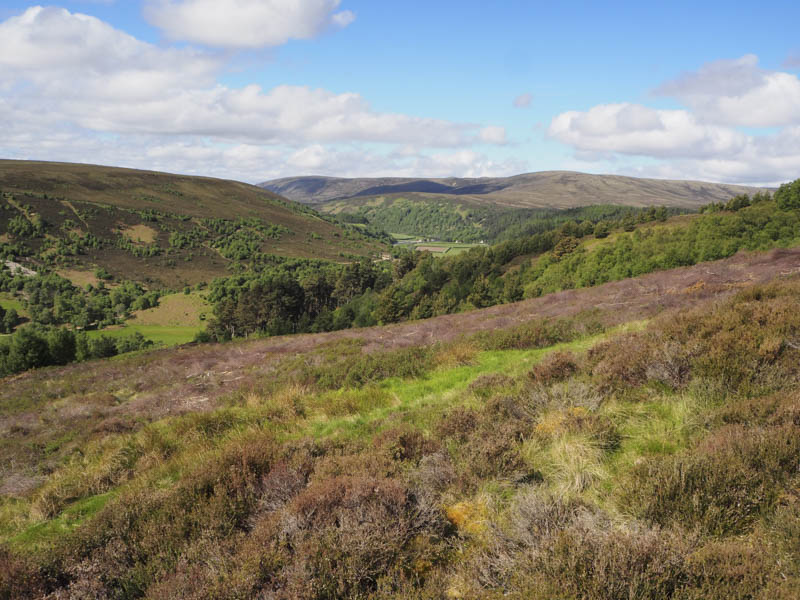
[260,170,769,209]
[0,160,387,286]
[1,247,799,598]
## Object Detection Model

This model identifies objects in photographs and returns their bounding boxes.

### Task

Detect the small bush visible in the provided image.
[374,426,440,463]
[468,373,514,398]
[528,351,579,384]
[621,424,800,535]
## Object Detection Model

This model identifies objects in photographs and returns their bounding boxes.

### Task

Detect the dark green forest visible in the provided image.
[204,186,799,341]
[332,197,683,243]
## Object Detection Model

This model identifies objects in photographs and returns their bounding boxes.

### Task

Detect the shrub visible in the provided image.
[528,351,579,384]
[271,476,449,598]
[503,519,692,600]
[474,318,580,351]
[468,373,514,398]
[374,426,440,463]
[621,424,800,535]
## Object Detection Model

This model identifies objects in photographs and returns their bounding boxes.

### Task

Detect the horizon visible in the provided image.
[0,158,775,189]
[1,2,799,186]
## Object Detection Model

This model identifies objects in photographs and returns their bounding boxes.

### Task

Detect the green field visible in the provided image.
[412,241,485,255]
[0,292,27,316]
[85,324,201,347]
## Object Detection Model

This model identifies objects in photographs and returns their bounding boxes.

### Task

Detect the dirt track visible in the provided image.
[4,247,800,421]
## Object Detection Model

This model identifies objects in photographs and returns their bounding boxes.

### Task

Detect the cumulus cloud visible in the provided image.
[784,53,800,68]
[549,103,747,159]
[549,55,800,185]
[479,126,507,144]
[655,54,800,127]
[513,93,532,108]
[549,102,800,185]
[0,7,512,181]
[0,7,504,148]
[0,6,219,86]
[143,0,355,48]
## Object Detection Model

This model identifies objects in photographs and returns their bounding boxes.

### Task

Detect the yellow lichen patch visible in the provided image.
[684,280,706,294]
[118,224,158,244]
[535,411,568,436]
[445,498,488,535]
[535,407,591,437]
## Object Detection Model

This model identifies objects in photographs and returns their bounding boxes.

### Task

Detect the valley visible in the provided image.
[1,162,799,599]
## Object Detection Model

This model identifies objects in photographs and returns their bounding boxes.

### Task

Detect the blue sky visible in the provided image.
[1,1,799,184]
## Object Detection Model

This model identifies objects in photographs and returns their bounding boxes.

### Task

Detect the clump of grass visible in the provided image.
[246,383,309,420]
[434,340,479,368]
[522,433,609,498]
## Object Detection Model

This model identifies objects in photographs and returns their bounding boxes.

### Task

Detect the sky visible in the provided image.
[1,1,799,185]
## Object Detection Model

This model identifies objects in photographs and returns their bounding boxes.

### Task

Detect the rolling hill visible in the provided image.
[0,160,387,287]
[260,171,768,209]
[259,171,760,208]
[261,171,771,244]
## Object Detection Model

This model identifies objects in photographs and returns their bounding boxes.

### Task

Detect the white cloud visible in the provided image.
[0,7,504,149]
[0,6,220,92]
[549,103,747,159]
[548,56,800,185]
[655,54,800,128]
[143,0,355,48]
[513,93,532,108]
[0,7,513,182]
[549,102,800,185]
[479,126,507,144]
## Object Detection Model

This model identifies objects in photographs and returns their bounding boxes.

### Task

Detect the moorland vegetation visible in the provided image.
[1,270,798,598]
[0,170,798,598]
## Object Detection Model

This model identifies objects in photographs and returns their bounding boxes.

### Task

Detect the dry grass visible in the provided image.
[117,223,158,244]
[130,292,210,327]
[56,269,100,288]
[434,340,480,368]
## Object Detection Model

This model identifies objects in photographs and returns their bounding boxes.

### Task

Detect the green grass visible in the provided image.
[86,324,201,346]
[9,491,115,551]
[307,330,622,441]
[411,241,486,256]
[0,292,27,316]
[390,232,417,240]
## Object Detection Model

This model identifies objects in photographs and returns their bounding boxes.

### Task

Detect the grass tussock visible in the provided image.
[2,278,800,598]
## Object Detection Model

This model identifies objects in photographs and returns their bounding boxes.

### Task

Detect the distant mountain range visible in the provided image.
[259,171,768,209]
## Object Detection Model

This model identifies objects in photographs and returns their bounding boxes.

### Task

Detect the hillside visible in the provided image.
[0,160,387,287]
[2,246,799,598]
[260,171,768,209]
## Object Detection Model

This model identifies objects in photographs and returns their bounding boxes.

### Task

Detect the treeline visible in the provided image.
[338,198,682,243]
[203,186,800,340]
[0,271,160,329]
[0,324,153,377]
[0,304,20,333]
[199,203,674,338]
